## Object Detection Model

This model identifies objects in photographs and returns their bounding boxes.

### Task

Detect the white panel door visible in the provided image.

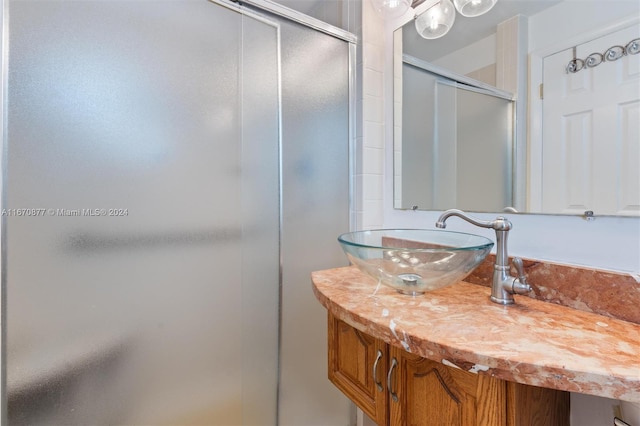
[541,25,640,216]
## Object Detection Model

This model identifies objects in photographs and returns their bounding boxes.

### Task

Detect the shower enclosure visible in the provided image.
[2,0,353,424]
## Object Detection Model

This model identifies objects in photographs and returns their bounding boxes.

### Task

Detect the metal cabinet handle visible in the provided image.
[387,357,398,402]
[372,349,384,392]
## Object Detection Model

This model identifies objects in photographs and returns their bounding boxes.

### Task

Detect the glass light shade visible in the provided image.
[453,0,497,17]
[415,0,456,40]
[371,0,412,19]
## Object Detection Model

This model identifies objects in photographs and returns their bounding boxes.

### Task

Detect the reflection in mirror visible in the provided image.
[396,56,515,212]
[394,0,640,217]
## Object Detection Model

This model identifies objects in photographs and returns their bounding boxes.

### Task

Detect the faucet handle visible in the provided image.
[512,257,526,280]
[511,257,532,295]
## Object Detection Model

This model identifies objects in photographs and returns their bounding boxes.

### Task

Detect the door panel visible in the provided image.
[276,14,353,424]
[6,1,279,424]
[541,24,640,216]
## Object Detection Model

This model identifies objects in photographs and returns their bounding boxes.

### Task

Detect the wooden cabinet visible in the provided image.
[328,311,388,425]
[328,313,570,426]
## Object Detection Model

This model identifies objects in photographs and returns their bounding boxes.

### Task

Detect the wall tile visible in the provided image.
[363,94,383,123]
[362,147,383,175]
[360,0,386,231]
[364,121,383,149]
[363,174,383,201]
[363,200,384,229]
[363,41,384,72]
[364,68,383,97]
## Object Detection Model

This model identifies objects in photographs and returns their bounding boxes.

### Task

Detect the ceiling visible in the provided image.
[403,0,563,61]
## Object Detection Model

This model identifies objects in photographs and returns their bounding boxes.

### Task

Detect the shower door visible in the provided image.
[399,65,514,212]
[4,1,279,424]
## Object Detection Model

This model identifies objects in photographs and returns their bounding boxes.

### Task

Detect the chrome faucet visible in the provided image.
[435,209,532,305]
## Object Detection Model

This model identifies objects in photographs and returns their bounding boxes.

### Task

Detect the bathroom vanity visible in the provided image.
[312,266,640,426]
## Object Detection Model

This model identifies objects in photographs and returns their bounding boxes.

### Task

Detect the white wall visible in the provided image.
[433,34,496,76]
[528,0,640,53]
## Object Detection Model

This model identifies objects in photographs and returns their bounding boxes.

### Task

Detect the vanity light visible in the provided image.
[415,0,456,39]
[453,0,497,17]
[413,0,498,40]
[371,0,412,19]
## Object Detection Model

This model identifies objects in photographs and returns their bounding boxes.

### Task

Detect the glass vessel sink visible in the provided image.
[338,229,494,295]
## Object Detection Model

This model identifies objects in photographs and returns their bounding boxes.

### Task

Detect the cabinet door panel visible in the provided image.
[506,382,570,426]
[389,348,507,426]
[328,314,387,425]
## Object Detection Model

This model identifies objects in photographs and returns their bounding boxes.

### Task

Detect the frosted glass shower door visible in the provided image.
[434,83,514,212]
[399,65,513,212]
[5,1,279,424]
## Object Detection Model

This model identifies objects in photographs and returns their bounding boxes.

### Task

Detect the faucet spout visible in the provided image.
[436,208,512,232]
[435,209,531,305]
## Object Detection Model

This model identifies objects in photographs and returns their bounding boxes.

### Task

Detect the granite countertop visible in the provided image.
[312,266,640,402]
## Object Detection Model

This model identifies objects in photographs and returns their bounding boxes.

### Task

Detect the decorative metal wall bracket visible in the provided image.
[566,38,639,73]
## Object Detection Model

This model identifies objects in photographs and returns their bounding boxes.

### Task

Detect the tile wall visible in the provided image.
[357,0,387,230]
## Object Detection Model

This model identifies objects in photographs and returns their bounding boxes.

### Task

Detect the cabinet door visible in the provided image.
[388,348,507,426]
[328,313,388,425]
[506,382,570,426]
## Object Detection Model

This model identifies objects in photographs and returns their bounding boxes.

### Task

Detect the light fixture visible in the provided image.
[413,0,498,40]
[371,0,412,19]
[414,0,456,39]
[453,0,497,17]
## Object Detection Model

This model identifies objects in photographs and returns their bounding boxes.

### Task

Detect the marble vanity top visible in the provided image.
[312,266,640,402]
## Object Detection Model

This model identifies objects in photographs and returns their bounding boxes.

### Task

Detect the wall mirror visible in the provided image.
[393,0,640,217]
